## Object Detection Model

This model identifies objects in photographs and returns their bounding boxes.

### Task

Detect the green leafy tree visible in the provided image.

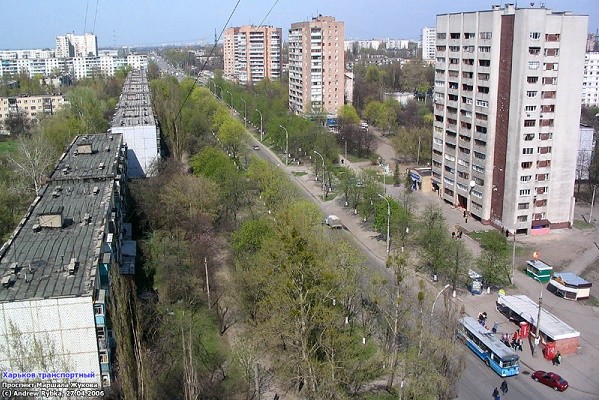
[418,204,452,277]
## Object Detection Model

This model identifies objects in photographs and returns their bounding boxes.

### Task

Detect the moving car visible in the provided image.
[531,371,568,391]
[252,145,260,150]
[325,215,343,229]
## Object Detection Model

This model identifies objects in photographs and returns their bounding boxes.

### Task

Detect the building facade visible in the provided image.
[577,124,595,180]
[432,5,587,234]
[223,26,282,84]
[422,27,437,61]
[0,94,67,134]
[56,33,98,58]
[582,52,599,107]
[0,133,128,389]
[288,16,345,116]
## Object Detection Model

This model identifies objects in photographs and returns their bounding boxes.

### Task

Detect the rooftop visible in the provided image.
[0,134,124,302]
[111,69,155,128]
[497,294,580,340]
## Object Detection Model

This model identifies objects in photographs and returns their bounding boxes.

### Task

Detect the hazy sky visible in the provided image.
[1,0,598,49]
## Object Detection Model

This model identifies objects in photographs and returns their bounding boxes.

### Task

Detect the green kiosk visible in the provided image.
[526,259,553,283]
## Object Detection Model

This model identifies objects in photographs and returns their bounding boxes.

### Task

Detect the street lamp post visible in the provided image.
[511,231,516,284]
[430,284,451,326]
[240,98,247,127]
[255,108,263,141]
[313,150,325,201]
[226,90,233,107]
[378,194,391,255]
[279,125,289,166]
[215,84,222,99]
[532,282,544,356]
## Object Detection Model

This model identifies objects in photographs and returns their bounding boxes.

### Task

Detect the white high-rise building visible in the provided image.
[288,15,345,116]
[432,5,587,235]
[56,33,98,58]
[422,27,436,61]
[582,52,599,107]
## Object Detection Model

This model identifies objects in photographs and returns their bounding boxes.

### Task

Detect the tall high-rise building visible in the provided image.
[432,4,587,235]
[288,15,345,116]
[56,33,98,58]
[223,26,282,84]
[582,52,599,107]
[422,27,437,61]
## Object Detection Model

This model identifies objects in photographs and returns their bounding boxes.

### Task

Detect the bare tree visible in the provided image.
[7,134,57,193]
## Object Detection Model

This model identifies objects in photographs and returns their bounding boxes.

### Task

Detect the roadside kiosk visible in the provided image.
[467,269,483,295]
[526,259,553,283]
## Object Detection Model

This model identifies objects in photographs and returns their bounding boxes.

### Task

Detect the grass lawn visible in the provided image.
[0,138,17,154]
[573,219,595,230]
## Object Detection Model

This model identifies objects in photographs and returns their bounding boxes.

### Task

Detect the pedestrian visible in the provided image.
[492,387,499,398]
[465,215,468,223]
[492,322,499,334]
[500,379,508,394]
[552,353,558,365]
[458,230,463,239]
[556,352,562,366]
[463,210,467,218]
[452,231,456,239]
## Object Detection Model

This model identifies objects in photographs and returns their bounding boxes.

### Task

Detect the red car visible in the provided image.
[532,370,569,391]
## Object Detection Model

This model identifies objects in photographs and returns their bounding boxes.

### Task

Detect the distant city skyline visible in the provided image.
[1,0,597,49]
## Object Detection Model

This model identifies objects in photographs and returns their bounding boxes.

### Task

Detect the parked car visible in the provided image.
[325,215,343,229]
[252,145,260,150]
[532,371,568,391]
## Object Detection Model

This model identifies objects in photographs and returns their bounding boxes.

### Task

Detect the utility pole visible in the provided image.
[279,125,288,166]
[255,108,263,142]
[532,284,543,356]
[204,257,211,309]
[511,231,516,284]
[590,185,596,223]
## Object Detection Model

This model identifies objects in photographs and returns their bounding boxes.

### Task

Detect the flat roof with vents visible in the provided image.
[0,133,125,302]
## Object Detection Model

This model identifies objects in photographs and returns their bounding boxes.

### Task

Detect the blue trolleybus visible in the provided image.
[457,316,520,377]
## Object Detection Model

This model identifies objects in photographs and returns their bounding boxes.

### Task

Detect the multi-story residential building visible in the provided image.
[288,15,345,116]
[0,53,147,80]
[56,33,98,58]
[432,4,587,235]
[582,52,599,107]
[422,27,436,61]
[0,133,128,389]
[110,69,161,178]
[223,26,282,84]
[386,39,414,50]
[577,124,595,181]
[0,94,68,134]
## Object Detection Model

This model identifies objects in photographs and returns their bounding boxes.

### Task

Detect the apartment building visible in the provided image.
[432,4,587,235]
[288,15,345,116]
[56,33,98,58]
[0,94,68,134]
[582,52,599,107]
[0,133,128,389]
[110,69,161,177]
[422,27,437,61]
[223,25,282,84]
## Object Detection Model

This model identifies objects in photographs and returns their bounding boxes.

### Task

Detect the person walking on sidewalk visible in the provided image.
[500,379,508,394]
[492,387,499,399]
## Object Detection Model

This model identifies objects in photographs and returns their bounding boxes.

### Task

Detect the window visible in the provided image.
[463,97,473,105]
[474,151,485,160]
[524,120,536,127]
[529,47,541,55]
[437,45,446,51]
[530,32,541,40]
[517,215,529,222]
[476,125,487,134]
[449,45,460,52]
[462,84,473,91]
[478,86,489,94]
[525,105,537,112]
[526,91,537,98]
[521,161,533,169]
[545,33,560,42]
[437,33,447,39]
[463,71,474,79]
[522,148,534,155]
[543,77,557,85]
[480,32,492,39]
[527,76,539,84]
[536,173,549,181]
[463,58,475,66]
[449,58,459,64]
[479,46,491,53]
[538,146,552,154]
[472,164,484,173]
[479,59,491,67]
[542,91,556,99]
[464,32,476,39]
[528,61,540,70]
[520,175,532,182]
[524,133,535,141]
[536,186,548,194]
[544,48,559,56]
[541,104,555,113]
[478,73,490,81]
[94,305,104,315]
[450,33,461,39]
[520,189,532,196]
[475,112,487,121]
[544,63,558,71]
[518,203,530,210]
[463,45,475,53]
[476,99,488,107]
